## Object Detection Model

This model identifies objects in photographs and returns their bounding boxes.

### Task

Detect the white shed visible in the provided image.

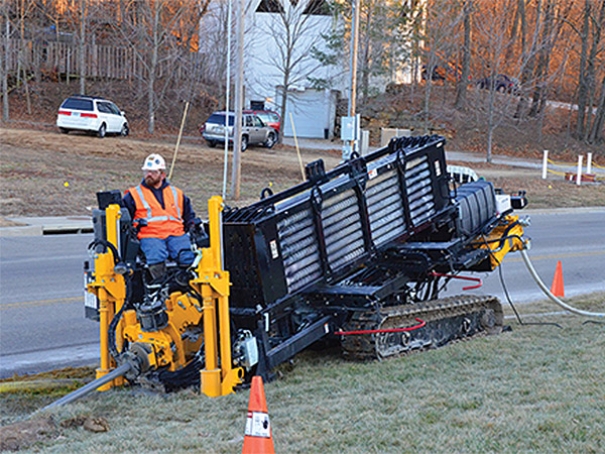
[275,88,339,139]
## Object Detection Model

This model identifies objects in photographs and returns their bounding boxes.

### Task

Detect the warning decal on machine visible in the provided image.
[244,411,271,438]
[269,240,279,259]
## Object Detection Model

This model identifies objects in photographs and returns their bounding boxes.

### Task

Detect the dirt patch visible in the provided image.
[0,417,58,452]
[0,127,341,218]
[0,415,110,451]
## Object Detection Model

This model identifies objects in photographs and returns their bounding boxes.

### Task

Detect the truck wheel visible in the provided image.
[241,135,248,152]
[264,132,276,149]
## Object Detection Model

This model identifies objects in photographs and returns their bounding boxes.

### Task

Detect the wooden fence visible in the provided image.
[3,38,203,81]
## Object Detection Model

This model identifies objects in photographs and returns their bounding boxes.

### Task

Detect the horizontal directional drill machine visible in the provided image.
[84,135,529,396]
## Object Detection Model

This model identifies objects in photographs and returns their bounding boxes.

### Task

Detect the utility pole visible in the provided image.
[342,0,360,160]
[348,0,360,119]
[230,0,245,200]
[222,0,233,199]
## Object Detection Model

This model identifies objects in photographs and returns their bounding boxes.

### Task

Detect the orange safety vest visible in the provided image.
[128,184,185,239]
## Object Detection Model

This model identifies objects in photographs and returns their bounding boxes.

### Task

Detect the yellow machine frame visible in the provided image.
[86,196,242,396]
[190,196,243,397]
[478,214,528,269]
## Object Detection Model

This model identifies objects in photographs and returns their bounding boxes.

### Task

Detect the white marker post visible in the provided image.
[542,150,548,179]
[587,152,592,174]
[576,155,583,186]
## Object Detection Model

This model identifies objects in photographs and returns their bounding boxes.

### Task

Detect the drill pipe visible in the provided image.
[41,362,132,411]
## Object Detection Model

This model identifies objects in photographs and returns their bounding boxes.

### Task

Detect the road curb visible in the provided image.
[1,208,603,238]
[0,216,93,237]
[523,206,605,215]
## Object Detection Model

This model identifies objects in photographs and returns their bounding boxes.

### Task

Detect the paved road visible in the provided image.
[0,208,604,378]
[444,208,605,303]
[0,234,99,377]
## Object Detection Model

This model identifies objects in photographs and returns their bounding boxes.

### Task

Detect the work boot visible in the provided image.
[147,262,167,283]
[145,262,167,303]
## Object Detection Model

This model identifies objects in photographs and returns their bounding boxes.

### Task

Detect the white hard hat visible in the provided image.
[142,153,166,171]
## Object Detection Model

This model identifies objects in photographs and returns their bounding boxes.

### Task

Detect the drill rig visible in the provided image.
[84,135,528,395]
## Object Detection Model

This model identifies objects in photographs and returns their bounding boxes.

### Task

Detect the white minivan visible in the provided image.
[57,95,129,138]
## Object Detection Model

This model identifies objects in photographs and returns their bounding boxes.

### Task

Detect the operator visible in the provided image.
[123,153,196,281]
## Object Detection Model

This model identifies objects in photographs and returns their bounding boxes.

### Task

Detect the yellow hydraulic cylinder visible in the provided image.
[87,204,125,390]
[191,196,243,397]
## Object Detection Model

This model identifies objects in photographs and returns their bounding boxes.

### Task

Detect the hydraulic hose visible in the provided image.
[41,362,132,411]
[520,249,605,318]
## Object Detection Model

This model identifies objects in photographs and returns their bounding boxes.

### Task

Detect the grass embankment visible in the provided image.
[1,294,604,453]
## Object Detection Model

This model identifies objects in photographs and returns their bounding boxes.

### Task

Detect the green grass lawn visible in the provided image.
[2,294,604,453]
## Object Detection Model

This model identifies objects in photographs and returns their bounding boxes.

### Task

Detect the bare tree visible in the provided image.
[1,0,11,121]
[454,0,472,109]
[589,74,605,143]
[472,0,518,162]
[15,0,36,114]
[77,0,87,94]
[527,0,571,118]
[575,0,605,143]
[253,0,334,144]
[421,1,463,132]
[117,0,207,134]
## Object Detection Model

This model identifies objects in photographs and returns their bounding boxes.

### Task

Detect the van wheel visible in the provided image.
[97,123,107,138]
[206,140,216,148]
[59,128,69,134]
[241,135,248,152]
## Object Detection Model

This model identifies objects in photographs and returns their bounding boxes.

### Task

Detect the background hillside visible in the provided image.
[3,78,604,164]
[2,0,604,161]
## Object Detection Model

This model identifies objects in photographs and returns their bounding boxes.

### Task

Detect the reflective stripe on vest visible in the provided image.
[129,184,185,239]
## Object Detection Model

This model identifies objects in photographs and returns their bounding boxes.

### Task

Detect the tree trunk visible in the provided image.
[18,3,32,115]
[276,16,292,146]
[588,74,605,143]
[582,0,605,141]
[79,0,86,95]
[279,85,289,146]
[515,0,538,120]
[486,89,495,163]
[529,0,555,117]
[2,16,9,121]
[147,5,160,135]
[575,0,592,138]
[455,0,472,109]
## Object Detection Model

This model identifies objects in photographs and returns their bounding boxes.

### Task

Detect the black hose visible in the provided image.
[482,236,562,329]
[88,239,121,265]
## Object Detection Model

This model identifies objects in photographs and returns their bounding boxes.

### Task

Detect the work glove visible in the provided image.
[188,218,210,248]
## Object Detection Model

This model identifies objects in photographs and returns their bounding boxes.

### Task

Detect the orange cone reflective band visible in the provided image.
[550,260,565,298]
[242,376,275,454]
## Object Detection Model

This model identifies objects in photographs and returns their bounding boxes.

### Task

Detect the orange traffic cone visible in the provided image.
[242,376,275,454]
[550,260,565,297]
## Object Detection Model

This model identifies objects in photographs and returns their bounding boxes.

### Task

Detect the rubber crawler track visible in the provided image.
[341,294,503,361]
